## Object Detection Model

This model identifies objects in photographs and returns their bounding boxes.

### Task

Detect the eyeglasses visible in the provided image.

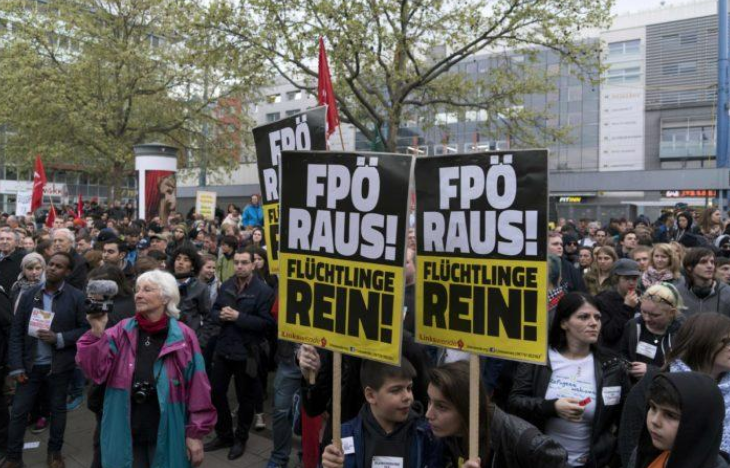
[642,293,674,307]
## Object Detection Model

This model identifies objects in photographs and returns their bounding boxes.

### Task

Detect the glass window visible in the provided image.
[606,66,640,83]
[286,91,301,101]
[662,34,680,49]
[265,112,281,123]
[678,61,697,74]
[608,39,640,57]
[266,94,282,104]
[285,109,301,117]
[681,33,698,45]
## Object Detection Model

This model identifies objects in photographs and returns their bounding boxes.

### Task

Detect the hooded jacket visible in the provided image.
[627,373,728,468]
[673,212,694,242]
[675,276,730,317]
[618,315,684,369]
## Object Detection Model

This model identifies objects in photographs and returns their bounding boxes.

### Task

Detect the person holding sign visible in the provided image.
[509,292,630,468]
[427,361,567,468]
[619,283,685,382]
[320,359,440,468]
[6,252,88,468]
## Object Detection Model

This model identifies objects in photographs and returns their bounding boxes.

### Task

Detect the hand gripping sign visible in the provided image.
[278,151,413,365]
[415,150,549,365]
[252,107,327,274]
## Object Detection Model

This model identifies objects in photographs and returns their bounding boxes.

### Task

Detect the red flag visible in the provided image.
[77,193,83,219]
[45,201,56,228]
[318,37,340,137]
[31,155,47,213]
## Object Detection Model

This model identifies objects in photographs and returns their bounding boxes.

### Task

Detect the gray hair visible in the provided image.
[52,228,75,248]
[0,227,20,244]
[135,270,180,319]
[18,252,46,281]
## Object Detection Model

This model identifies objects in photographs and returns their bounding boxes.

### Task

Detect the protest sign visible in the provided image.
[252,107,327,273]
[195,190,217,220]
[415,150,549,364]
[278,151,413,365]
[15,191,32,216]
[28,308,54,338]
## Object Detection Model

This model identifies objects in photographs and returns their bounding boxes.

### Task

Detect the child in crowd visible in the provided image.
[321,358,438,468]
[627,372,727,468]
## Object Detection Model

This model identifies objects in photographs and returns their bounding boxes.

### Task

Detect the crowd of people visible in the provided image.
[0,198,729,468]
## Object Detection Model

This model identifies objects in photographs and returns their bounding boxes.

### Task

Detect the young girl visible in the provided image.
[427,361,567,468]
[641,244,681,290]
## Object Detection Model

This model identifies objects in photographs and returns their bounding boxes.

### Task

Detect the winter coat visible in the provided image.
[176,277,212,347]
[675,277,730,317]
[619,360,730,465]
[242,204,264,228]
[435,406,567,468]
[76,317,216,468]
[596,289,639,351]
[340,412,440,468]
[0,286,14,370]
[618,315,684,369]
[0,249,25,296]
[508,346,630,468]
[561,257,587,293]
[626,372,727,468]
[215,254,235,283]
[9,282,88,375]
[210,274,274,361]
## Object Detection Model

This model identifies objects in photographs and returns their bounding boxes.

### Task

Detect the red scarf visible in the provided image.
[135,312,169,335]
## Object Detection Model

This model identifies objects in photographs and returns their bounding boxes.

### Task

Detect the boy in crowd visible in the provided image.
[321,359,438,468]
[627,372,726,468]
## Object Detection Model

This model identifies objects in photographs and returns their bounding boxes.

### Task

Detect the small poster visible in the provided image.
[28,308,54,338]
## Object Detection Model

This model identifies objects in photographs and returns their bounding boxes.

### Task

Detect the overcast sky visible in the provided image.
[613,0,702,15]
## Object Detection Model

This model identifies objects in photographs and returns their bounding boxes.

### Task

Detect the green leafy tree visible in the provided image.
[0,0,267,198]
[209,0,612,151]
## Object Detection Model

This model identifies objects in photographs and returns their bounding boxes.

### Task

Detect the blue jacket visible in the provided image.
[242,204,263,228]
[340,413,440,468]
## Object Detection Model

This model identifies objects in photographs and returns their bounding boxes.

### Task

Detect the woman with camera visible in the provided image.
[508,292,630,468]
[76,270,216,468]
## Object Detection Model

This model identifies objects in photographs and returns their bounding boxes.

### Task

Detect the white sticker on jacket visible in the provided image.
[602,386,622,406]
[636,342,657,360]
[372,456,404,468]
[341,437,355,455]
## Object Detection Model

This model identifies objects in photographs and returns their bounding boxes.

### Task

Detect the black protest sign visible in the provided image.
[252,106,327,273]
[278,151,413,364]
[415,150,549,364]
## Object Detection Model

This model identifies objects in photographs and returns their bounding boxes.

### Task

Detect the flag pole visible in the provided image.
[338,124,346,151]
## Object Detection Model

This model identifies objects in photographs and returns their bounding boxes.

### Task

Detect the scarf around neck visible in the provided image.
[135,312,169,335]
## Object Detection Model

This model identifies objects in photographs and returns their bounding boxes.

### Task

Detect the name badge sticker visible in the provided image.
[602,386,622,406]
[341,437,355,455]
[372,457,403,468]
[636,341,657,360]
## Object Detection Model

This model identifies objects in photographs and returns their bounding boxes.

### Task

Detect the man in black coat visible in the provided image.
[0,285,14,459]
[0,228,26,295]
[203,249,274,460]
[5,252,88,468]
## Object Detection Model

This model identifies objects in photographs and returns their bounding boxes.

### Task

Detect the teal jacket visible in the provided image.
[76,317,216,468]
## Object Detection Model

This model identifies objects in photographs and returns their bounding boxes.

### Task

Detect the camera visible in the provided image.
[85,297,114,315]
[132,381,156,404]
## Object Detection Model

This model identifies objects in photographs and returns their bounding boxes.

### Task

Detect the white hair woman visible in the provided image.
[76,270,216,468]
[10,253,46,311]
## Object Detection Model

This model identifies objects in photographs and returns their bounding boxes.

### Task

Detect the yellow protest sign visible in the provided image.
[415,150,549,364]
[195,191,217,220]
[278,151,413,365]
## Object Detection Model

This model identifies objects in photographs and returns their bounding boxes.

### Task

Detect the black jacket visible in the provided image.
[436,406,568,468]
[0,286,14,369]
[67,249,89,291]
[561,257,587,293]
[0,249,25,295]
[618,315,684,369]
[596,289,638,352]
[210,274,274,361]
[627,372,727,468]
[9,282,88,375]
[177,277,212,346]
[508,346,630,468]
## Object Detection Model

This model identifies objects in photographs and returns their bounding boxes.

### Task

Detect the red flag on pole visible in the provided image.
[45,201,56,228]
[31,155,47,213]
[77,193,83,219]
[318,37,340,137]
